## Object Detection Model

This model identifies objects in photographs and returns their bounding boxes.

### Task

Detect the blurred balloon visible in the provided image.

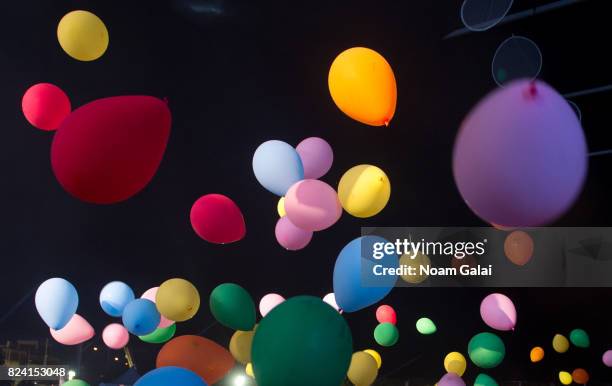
[572,368,589,384]
[480,293,516,331]
[245,363,254,378]
[337,165,391,218]
[277,197,286,217]
[328,47,396,126]
[503,231,534,266]
[259,294,285,317]
[461,0,513,31]
[190,194,246,244]
[438,372,466,386]
[603,350,612,367]
[399,252,431,284]
[252,140,304,196]
[229,327,256,364]
[275,216,313,250]
[374,323,399,347]
[22,83,71,131]
[209,283,256,330]
[141,287,174,328]
[102,323,129,349]
[416,317,437,335]
[552,334,570,353]
[99,281,135,317]
[468,332,505,368]
[139,324,176,344]
[136,367,207,386]
[57,10,108,61]
[453,80,587,227]
[474,373,498,386]
[559,371,572,385]
[51,96,171,204]
[376,305,397,325]
[322,292,342,313]
[63,380,90,386]
[284,179,342,231]
[363,349,382,370]
[529,346,544,362]
[156,278,200,322]
[50,314,94,345]
[569,328,590,348]
[492,36,542,86]
[444,352,467,376]
[122,299,160,335]
[35,278,79,330]
[347,351,378,386]
[295,137,334,179]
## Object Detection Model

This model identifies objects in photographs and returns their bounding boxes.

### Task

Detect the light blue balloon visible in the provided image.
[333,236,398,312]
[135,367,207,386]
[252,140,304,196]
[122,299,160,336]
[35,278,79,330]
[99,281,135,317]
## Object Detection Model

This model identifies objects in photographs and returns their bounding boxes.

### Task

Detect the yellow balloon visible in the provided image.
[155,278,200,322]
[338,165,391,218]
[444,352,467,377]
[229,327,256,364]
[277,196,286,217]
[399,252,431,284]
[57,10,109,61]
[363,349,382,369]
[552,334,570,353]
[328,47,397,126]
[559,371,572,385]
[347,351,378,386]
[245,363,254,378]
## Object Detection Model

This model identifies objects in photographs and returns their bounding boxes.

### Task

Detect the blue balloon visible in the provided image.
[122,299,160,335]
[135,367,207,386]
[252,140,304,196]
[99,281,135,317]
[35,278,79,330]
[333,236,398,312]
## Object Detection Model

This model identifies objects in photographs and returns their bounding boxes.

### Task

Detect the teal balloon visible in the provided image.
[122,299,160,335]
[374,322,399,347]
[569,328,590,348]
[135,367,207,386]
[475,373,498,386]
[209,283,256,330]
[139,323,176,344]
[252,140,304,196]
[416,317,437,335]
[35,277,79,330]
[63,380,90,386]
[468,332,506,369]
[252,296,353,386]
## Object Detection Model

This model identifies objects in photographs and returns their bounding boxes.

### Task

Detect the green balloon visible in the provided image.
[374,322,399,347]
[569,328,590,348]
[63,380,90,386]
[468,332,505,369]
[416,317,437,335]
[209,283,256,330]
[252,296,352,386]
[139,323,176,343]
[475,373,499,386]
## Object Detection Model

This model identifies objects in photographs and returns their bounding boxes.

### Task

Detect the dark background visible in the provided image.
[0,0,611,384]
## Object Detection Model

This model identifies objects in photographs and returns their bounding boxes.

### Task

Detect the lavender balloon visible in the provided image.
[275,216,313,250]
[284,179,342,231]
[603,350,612,367]
[296,137,334,179]
[438,372,466,386]
[453,80,587,227]
[480,293,517,331]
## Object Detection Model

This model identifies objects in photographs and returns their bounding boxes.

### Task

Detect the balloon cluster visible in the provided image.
[374,305,399,347]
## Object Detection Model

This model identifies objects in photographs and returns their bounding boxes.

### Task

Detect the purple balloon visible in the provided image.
[603,350,612,367]
[284,179,342,231]
[480,293,517,331]
[453,80,587,227]
[275,216,313,250]
[296,137,334,179]
[438,372,466,386]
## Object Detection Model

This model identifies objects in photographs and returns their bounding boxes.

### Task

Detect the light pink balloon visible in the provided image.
[275,216,313,250]
[296,137,334,179]
[438,373,466,386]
[102,323,129,349]
[141,287,175,328]
[259,293,285,317]
[480,293,517,331]
[50,314,94,345]
[322,293,343,314]
[603,350,612,367]
[284,179,342,231]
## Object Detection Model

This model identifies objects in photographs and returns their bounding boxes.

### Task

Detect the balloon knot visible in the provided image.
[524,82,538,99]
[383,120,389,127]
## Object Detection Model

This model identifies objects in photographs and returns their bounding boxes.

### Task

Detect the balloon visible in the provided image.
[57,10,109,61]
[603,350,612,367]
[552,334,570,353]
[141,287,174,328]
[190,194,246,244]
[102,323,129,349]
[559,371,572,385]
[277,196,286,217]
[157,335,234,384]
[122,299,160,335]
[139,324,176,344]
[503,230,534,266]
[209,283,256,330]
[284,179,342,231]
[156,278,200,322]
[572,368,589,384]
[529,346,544,362]
[363,349,382,369]
[474,373,498,386]
[376,305,397,325]
[479,293,517,331]
[245,363,254,378]
[50,314,94,345]
[252,296,352,386]
[295,137,334,179]
[51,96,171,204]
[136,367,207,386]
[35,278,79,330]
[259,294,285,317]
[347,351,378,386]
[453,80,587,227]
[322,292,342,313]
[328,47,397,126]
[416,317,437,335]
[275,216,313,250]
[99,281,135,317]
[229,327,256,364]
[22,83,71,131]
[63,380,90,386]
[438,372,466,386]
[337,165,391,218]
[399,252,431,284]
[468,332,505,368]
[252,140,304,196]
[444,352,467,376]
[569,328,590,348]
[374,323,399,347]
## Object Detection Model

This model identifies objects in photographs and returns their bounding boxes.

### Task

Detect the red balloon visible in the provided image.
[190,194,246,244]
[22,83,71,131]
[376,304,397,325]
[51,96,171,204]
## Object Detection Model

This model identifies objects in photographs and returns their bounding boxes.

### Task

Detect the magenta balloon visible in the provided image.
[102,323,129,349]
[480,293,517,331]
[296,137,334,179]
[141,287,175,328]
[603,350,612,367]
[284,179,342,231]
[50,314,94,345]
[438,372,466,386]
[259,293,285,317]
[453,80,587,227]
[275,216,313,250]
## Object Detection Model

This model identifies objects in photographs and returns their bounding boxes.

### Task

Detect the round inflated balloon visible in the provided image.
[530,346,544,362]
[569,328,590,348]
[252,296,353,386]
[572,368,589,384]
[347,351,378,386]
[363,349,382,369]
[139,324,176,344]
[503,230,534,266]
[338,165,391,218]
[376,305,397,325]
[63,380,90,386]
[135,367,207,386]
[328,47,397,126]
[35,278,79,330]
[141,287,174,328]
[190,194,246,244]
[156,278,200,322]
[559,371,572,385]
[277,197,286,217]
[416,317,437,335]
[468,332,505,369]
[51,96,171,204]
[22,83,71,131]
[156,335,234,385]
[57,10,108,61]
[438,372,466,386]
[50,314,94,345]
[259,294,285,317]
[453,80,587,227]
[322,292,342,313]
[102,323,129,349]
[209,283,256,330]
[603,350,612,367]
[284,179,342,231]
[480,293,517,331]
[275,216,313,250]
[229,327,256,364]
[374,323,399,347]
[295,137,334,179]
[444,352,467,376]
[122,299,160,335]
[99,281,135,317]
[252,140,304,196]
[245,363,254,378]
[399,252,431,284]
[474,373,498,386]
[552,334,570,353]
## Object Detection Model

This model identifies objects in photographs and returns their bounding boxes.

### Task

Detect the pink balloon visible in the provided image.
[376,305,397,325]
[275,216,313,250]
[22,83,71,131]
[480,293,517,331]
[284,179,342,231]
[49,314,94,345]
[141,287,175,328]
[603,350,612,367]
[296,137,334,179]
[259,293,285,317]
[102,323,129,349]
[322,293,342,313]
[438,373,465,386]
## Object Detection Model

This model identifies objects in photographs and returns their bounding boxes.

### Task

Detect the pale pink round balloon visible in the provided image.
[50,314,94,345]
[480,293,517,331]
[275,216,313,250]
[322,293,343,313]
[603,350,612,367]
[284,179,342,231]
[296,137,334,179]
[102,323,129,349]
[141,287,175,328]
[259,293,285,317]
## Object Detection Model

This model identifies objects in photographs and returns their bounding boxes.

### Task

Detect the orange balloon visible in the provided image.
[504,230,534,266]
[156,335,234,384]
[572,368,589,384]
[529,346,544,363]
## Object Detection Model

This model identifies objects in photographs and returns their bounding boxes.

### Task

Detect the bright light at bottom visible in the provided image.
[68,370,76,380]
[234,375,247,386]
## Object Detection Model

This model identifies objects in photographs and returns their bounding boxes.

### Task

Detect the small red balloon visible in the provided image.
[22,83,71,131]
[190,194,246,244]
[376,304,397,325]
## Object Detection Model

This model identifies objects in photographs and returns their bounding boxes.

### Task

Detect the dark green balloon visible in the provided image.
[374,322,399,346]
[475,373,499,386]
[139,323,176,343]
[569,328,590,348]
[468,332,505,369]
[209,283,256,330]
[252,296,353,386]
[63,380,90,386]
